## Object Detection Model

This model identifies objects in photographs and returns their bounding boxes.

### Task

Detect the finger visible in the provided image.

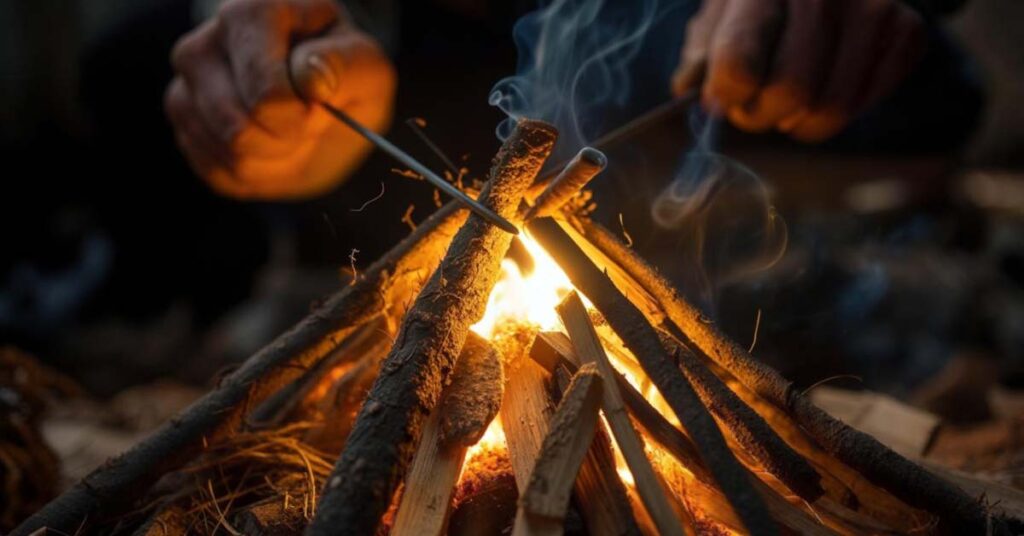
[672,0,726,96]
[290,29,396,110]
[164,77,234,171]
[789,0,897,142]
[172,19,295,160]
[858,5,926,111]
[217,0,341,138]
[703,0,784,110]
[730,0,839,132]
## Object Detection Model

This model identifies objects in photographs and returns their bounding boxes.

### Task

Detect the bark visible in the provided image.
[306,120,557,536]
[575,217,1006,535]
[529,217,776,535]
[12,201,467,536]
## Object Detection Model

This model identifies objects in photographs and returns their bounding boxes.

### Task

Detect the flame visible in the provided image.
[471,233,581,338]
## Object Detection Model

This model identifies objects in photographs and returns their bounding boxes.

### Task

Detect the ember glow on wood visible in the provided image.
[556,291,689,536]
[308,120,557,536]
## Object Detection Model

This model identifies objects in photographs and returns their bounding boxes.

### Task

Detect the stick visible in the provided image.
[525,147,607,220]
[556,292,689,536]
[532,332,836,535]
[530,218,775,535]
[12,202,469,536]
[513,364,603,536]
[500,332,640,536]
[573,217,1003,534]
[661,333,824,501]
[308,120,557,536]
[392,335,502,536]
[530,332,709,484]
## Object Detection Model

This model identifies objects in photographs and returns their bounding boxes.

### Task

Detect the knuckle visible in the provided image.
[170,33,202,72]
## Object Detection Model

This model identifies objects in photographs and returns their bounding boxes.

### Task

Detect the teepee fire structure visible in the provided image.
[14,119,1021,536]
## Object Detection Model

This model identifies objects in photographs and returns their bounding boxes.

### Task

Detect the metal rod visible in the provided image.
[404,118,462,176]
[319,102,519,235]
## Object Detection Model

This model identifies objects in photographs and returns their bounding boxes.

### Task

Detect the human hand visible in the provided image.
[673,0,927,142]
[165,0,396,199]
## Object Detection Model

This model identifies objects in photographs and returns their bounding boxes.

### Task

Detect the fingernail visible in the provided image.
[306,54,339,98]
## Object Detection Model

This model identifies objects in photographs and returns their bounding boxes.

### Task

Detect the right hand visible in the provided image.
[165,0,396,200]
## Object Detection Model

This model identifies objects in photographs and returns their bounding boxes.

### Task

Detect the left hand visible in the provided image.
[672,0,928,142]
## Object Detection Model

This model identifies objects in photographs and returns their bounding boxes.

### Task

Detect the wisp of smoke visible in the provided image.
[652,109,789,307]
[493,0,786,310]
[489,0,680,159]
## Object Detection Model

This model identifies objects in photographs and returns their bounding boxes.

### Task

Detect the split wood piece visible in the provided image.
[13,201,474,536]
[556,292,690,536]
[573,217,1003,535]
[531,332,709,483]
[525,147,607,220]
[308,119,558,536]
[531,332,839,535]
[500,333,641,536]
[513,364,603,536]
[661,332,824,501]
[530,218,775,535]
[392,335,503,536]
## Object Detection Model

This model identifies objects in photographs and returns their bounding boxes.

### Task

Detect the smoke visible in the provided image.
[494,0,785,312]
[489,0,684,159]
[651,109,788,308]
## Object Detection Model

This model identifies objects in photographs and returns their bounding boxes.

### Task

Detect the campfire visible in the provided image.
[14,120,1019,536]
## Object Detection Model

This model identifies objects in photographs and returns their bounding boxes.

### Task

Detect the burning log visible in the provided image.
[556,292,690,536]
[391,334,503,536]
[513,364,603,536]
[525,147,607,220]
[529,217,776,534]
[573,217,1005,534]
[307,119,558,535]
[501,330,640,536]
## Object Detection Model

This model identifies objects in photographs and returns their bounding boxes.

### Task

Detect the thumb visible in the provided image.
[290,28,393,109]
[671,56,707,97]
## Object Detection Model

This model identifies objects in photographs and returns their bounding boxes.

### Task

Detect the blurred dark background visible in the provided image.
[1,0,1023,426]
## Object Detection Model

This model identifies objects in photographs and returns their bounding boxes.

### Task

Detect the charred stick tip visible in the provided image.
[526,146,607,219]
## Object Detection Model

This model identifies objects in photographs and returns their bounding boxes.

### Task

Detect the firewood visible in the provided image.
[308,120,557,536]
[301,334,392,454]
[12,200,470,536]
[532,332,837,535]
[440,333,504,447]
[660,332,824,501]
[248,317,389,429]
[501,332,640,536]
[530,218,775,535]
[530,331,707,481]
[512,364,603,536]
[573,217,1004,535]
[555,292,689,536]
[391,335,503,536]
[525,147,606,220]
